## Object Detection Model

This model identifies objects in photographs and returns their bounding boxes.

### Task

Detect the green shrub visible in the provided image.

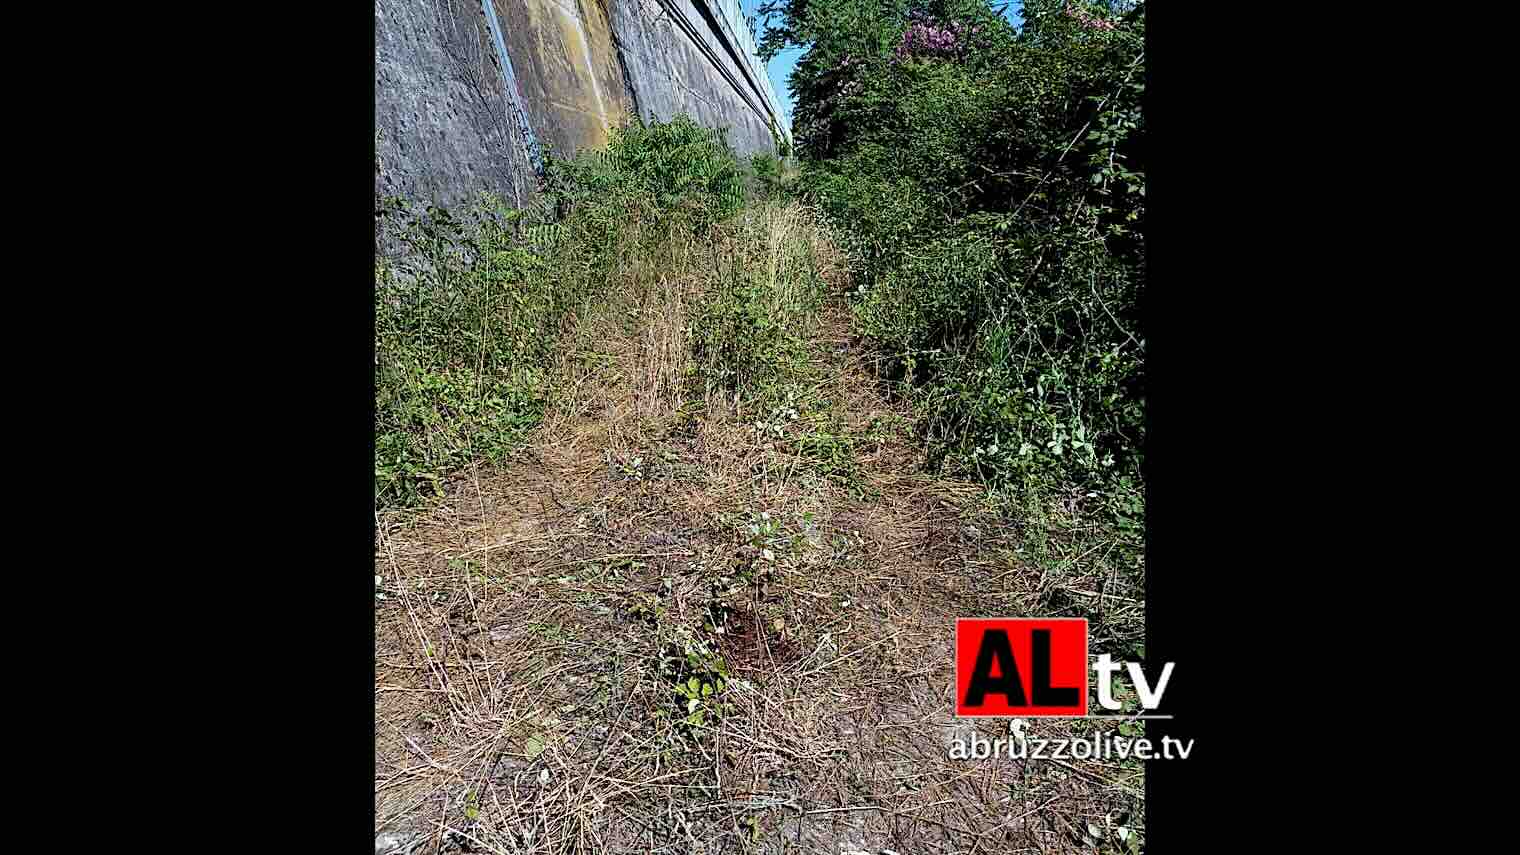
[691,202,831,404]
[544,114,746,229]
[763,0,1146,498]
[750,151,783,200]
[374,197,556,507]
[375,115,751,510]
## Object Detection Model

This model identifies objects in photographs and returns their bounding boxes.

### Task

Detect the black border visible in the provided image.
[186,4,381,842]
[1142,0,1340,846]
[194,0,1342,847]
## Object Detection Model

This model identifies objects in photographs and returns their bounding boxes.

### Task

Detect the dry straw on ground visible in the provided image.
[375,202,1144,854]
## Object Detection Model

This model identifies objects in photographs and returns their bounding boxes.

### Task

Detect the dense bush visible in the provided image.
[541,114,747,228]
[761,0,1145,496]
[691,202,835,401]
[373,116,750,509]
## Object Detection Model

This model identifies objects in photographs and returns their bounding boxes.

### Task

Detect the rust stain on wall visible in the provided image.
[377,0,788,239]
[494,0,632,157]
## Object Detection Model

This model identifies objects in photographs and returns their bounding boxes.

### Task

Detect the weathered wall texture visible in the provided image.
[610,0,775,156]
[376,0,791,246]
[495,0,634,159]
[375,0,541,214]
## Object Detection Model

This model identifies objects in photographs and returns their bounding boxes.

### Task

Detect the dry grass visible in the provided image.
[375,201,1145,855]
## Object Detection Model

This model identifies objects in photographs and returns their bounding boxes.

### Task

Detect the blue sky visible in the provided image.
[739,1,1025,123]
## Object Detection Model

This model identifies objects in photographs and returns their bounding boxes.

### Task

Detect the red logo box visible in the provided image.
[955,618,1088,717]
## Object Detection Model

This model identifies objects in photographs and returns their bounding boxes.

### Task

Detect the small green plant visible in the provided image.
[704,509,786,633]
[794,414,856,481]
[743,508,786,552]
[657,626,731,731]
[627,589,665,625]
[613,452,648,481]
[463,789,480,821]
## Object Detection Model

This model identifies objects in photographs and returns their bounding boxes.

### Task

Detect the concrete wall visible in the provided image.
[609,0,789,156]
[376,0,791,243]
[375,0,542,214]
[493,0,634,159]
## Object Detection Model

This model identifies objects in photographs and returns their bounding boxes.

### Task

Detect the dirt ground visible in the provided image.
[375,266,1145,854]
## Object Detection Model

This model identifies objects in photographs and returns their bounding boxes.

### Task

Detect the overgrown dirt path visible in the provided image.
[375,204,1143,854]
